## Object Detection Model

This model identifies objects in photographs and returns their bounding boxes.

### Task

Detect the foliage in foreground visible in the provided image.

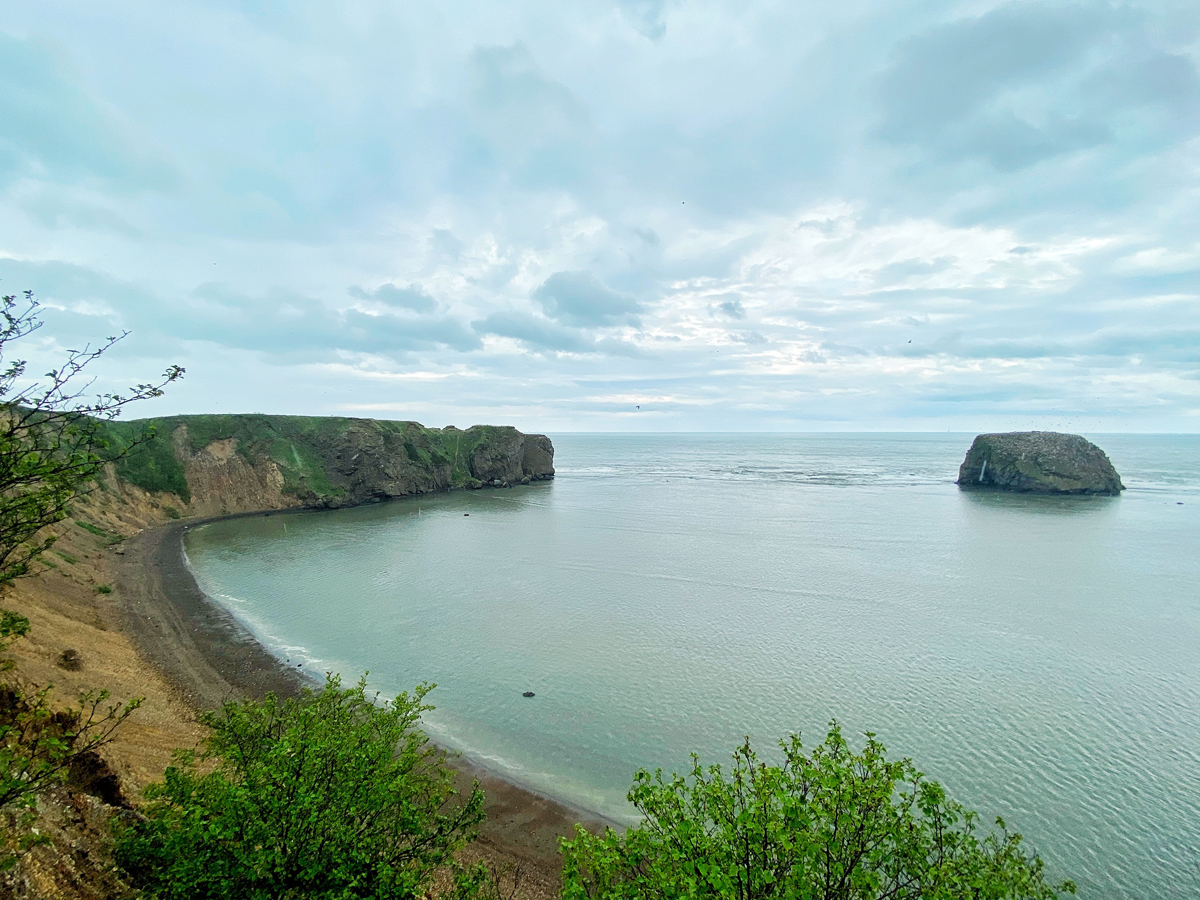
[0,611,140,866]
[562,723,1075,900]
[0,290,173,866]
[0,291,183,586]
[115,675,489,900]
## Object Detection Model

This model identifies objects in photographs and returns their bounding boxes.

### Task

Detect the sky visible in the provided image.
[0,1,1197,432]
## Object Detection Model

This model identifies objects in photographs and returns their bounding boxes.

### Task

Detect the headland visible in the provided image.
[2,413,583,898]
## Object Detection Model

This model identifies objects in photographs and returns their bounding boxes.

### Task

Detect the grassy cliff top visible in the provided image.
[100,413,532,504]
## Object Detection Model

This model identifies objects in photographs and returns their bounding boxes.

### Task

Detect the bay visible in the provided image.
[183,433,1200,899]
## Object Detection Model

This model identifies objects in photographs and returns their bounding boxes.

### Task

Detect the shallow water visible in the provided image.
[184,433,1200,899]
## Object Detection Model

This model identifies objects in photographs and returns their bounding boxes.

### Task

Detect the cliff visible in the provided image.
[957,432,1123,495]
[0,414,559,898]
[100,415,554,516]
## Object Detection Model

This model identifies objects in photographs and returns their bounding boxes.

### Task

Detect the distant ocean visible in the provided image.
[184,434,1200,900]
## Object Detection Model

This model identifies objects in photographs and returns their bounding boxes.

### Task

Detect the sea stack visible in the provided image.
[957,432,1124,495]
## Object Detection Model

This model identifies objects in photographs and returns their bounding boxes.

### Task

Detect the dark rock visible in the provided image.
[67,750,131,808]
[57,648,82,671]
[522,691,535,698]
[957,432,1124,495]
[468,427,555,484]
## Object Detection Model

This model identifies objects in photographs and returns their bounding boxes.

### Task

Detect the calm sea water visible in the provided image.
[183,434,1200,899]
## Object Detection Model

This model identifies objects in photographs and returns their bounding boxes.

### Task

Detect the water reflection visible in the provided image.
[957,487,1120,516]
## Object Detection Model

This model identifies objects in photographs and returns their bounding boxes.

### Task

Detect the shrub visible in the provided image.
[562,723,1075,900]
[116,675,488,900]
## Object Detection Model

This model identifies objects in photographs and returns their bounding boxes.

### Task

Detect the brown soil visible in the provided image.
[1,479,611,899]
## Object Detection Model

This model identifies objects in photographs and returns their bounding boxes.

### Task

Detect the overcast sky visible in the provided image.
[1,1,1196,432]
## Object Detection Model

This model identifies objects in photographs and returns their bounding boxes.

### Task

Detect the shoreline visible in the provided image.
[114,505,615,889]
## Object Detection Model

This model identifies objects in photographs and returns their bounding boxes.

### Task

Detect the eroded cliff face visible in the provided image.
[111,415,554,516]
[957,432,1123,495]
[174,430,300,517]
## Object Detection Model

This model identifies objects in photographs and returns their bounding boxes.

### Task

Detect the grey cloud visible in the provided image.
[1081,51,1200,139]
[619,0,668,41]
[870,1,1200,177]
[182,284,480,356]
[729,331,767,345]
[472,311,594,353]
[877,4,1114,145]
[902,327,1200,363]
[465,44,596,189]
[873,257,956,286]
[634,227,661,247]
[349,283,438,314]
[428,229,465,261]
[816,342,870,358]
[0,258,478,361]
[0,32,175,190]
[716,297,746,319]
[471,310,644,358]
[957,110,1110,172]
[533,270,641,326]
[917,386,1058,403]
[341,309,480,352]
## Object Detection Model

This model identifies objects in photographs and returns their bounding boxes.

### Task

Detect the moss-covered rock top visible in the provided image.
[101,414,554,508]
[956,431,1123,495]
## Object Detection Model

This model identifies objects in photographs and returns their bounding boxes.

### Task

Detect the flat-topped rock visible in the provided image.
[957,432,1124,495]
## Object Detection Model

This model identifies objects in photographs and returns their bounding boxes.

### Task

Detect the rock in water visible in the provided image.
[957,432,1124,495]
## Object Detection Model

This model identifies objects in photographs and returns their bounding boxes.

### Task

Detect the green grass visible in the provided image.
[102,414,528,504]
[95,584,112,594]
[75,521,121,544]
[101,421,191,502]
[54,550,77,565]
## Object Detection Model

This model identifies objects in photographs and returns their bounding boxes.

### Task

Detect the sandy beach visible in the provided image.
[114,512,614,897]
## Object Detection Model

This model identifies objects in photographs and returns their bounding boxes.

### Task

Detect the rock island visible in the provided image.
[957,431,1124,495]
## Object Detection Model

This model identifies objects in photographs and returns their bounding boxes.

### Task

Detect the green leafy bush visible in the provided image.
[562,723,1075,900]
[116,675,488,900]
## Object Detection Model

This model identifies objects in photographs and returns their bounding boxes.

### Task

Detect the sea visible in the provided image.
[182,433,1200,899]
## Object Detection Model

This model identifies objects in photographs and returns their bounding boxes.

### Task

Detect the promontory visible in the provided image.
[100,414,554,516]
[956,431,1124,495]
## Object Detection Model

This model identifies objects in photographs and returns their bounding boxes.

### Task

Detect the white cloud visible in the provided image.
[0,1,1195,431]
